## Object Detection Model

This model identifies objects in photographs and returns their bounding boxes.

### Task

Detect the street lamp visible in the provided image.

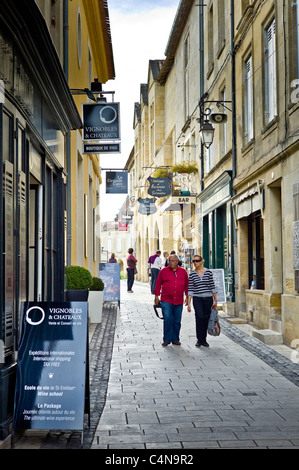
[199,120,215,149]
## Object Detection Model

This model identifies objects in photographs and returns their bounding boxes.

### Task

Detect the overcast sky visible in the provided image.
[100,0,179,222]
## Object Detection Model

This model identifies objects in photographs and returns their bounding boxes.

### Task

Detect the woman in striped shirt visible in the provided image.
[187,255,217,347]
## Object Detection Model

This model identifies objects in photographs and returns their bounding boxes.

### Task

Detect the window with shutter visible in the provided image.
[265,19,277,124]
[244,54,253,143]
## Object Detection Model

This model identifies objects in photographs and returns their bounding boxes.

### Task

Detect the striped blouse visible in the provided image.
[188,269,217,297]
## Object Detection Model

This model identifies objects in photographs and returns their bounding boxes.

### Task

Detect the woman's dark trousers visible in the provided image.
[127,268,135,291]
[193,296,213,343]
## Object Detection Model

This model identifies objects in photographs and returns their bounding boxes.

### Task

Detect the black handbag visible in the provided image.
[153,302,163,319]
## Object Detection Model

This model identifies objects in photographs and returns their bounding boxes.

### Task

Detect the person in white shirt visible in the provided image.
[148,250,162,294]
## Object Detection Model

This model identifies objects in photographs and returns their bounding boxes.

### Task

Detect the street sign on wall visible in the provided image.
[13,302,88,431]
[82,102,120,141]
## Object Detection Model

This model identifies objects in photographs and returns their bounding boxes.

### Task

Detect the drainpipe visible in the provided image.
[0,105,3,341]
[64,0,71,266]
[199,2,204,191]
[231,0,236,185]
[230,0,236,303]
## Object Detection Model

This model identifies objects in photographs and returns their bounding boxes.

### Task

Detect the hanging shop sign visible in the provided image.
[83,143,120,154]
[106,171,128,194]
[82,102,120,141]
[13,302,88,432]
[147,176,172,197]
[160,195,197,213]
[118,221,128,231]
[137,197,157,215]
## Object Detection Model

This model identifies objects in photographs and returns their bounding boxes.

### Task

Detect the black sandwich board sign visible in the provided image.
[12,302,89,438]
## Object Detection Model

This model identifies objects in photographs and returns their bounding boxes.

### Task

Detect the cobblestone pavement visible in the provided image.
[6,280,299,450]
[91,281,299,450]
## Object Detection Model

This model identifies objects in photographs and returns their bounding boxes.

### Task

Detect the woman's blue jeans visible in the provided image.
[161,301,183,343]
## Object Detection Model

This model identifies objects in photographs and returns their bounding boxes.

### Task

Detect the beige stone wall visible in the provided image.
[233,0,299,345]
[129,0,299,348]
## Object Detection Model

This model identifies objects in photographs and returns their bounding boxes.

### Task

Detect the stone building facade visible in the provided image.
[232,0,299,344]
[126,0,299,347]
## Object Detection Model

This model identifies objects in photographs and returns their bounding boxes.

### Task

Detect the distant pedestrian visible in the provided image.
[162,251,169,267]
[187,255,217,348]
[154,254,189,347]
[148,250,162,294]
[108,253,117,263]
[169,250,182,266]
[126,248,137,293]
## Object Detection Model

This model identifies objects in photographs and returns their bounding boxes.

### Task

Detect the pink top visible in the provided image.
[127,254,137,269]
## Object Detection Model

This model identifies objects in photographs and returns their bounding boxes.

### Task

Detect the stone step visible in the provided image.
[225,317,247,325]
[269,319,282,334]
[252,329,283,345]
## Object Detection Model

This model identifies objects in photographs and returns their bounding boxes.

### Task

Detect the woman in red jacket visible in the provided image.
[126,248,137,293]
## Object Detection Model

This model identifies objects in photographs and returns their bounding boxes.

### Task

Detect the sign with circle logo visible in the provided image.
[13,302,88,432]
[82,102,120,141]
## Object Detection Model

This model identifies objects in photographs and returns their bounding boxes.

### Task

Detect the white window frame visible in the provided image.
[244,54,254,142]
[264,18,277,124]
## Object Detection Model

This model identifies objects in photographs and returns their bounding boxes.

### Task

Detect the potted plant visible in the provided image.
[65,265,93,301]
[152,168,171,178]
[88,277,105,323]
[171,162,198,174]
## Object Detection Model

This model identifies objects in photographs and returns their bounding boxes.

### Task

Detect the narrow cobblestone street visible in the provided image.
[90,281,299,450]
[6,279,299,451]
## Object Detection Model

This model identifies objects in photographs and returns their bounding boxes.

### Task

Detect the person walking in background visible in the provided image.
[154,254,189,347]
[162,251,169,267]
[169,250,182,266]
[108,253,117,263]
[148,250,162,294]
[187,255,217,348]
[126,248,137,293]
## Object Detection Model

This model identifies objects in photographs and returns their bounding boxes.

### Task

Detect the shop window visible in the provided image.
[248,211,264,289]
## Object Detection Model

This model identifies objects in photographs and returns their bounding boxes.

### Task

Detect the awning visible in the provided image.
[232,180,265,220]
